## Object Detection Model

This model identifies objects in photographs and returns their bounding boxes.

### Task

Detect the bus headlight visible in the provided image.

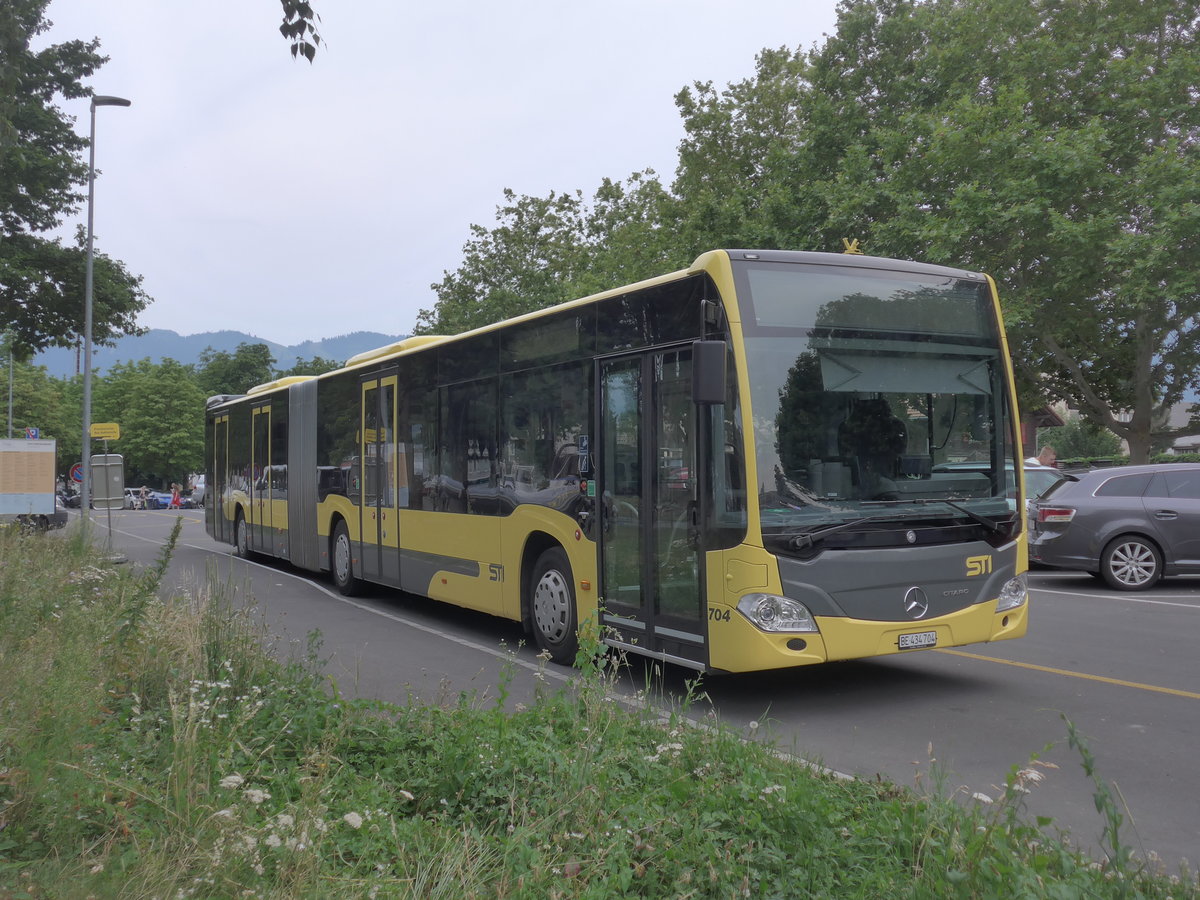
[995,575,1027,612]
[737,594,818,633]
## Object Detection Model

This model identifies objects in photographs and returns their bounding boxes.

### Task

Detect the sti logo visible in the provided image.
[965,555,993,577]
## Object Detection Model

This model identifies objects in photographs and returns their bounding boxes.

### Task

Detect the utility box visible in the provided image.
[91,454,126,511]
[0,439,57,515]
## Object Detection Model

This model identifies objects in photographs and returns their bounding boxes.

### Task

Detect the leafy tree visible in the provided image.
[196,342,276,396]
[672,0,1200,462]
[0,0,150,354]
[279,0,322,62]
[1039,415,1123,462]
[416,172,681,335]
[275,355,342,378]
[0,354,69,444]
[93,358,205,486]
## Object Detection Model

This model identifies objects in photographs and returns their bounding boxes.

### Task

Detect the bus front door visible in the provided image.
[360,374,399,587]
[599,348,706,669]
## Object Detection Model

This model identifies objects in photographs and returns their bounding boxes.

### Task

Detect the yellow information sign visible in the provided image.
[90,423,121,440]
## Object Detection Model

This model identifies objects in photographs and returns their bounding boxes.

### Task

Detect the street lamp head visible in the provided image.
[91,95,132,109]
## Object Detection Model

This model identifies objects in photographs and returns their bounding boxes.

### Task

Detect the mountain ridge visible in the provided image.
[33,328,408,378]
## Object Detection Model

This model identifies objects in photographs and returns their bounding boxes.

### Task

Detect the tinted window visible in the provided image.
[397,382,438,511]
[439,380,499,514]
[1094,473,1152,497]
[439,332,498,383]
[502,309,595,371]
[596,275,707,352]
[1025,469,1062,499]
[316,372,359,501]
[271,402,288,495]
[500,361,591,514]
[1165,470,1200,499]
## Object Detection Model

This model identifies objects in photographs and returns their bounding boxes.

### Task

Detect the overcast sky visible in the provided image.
[41,0,840,345]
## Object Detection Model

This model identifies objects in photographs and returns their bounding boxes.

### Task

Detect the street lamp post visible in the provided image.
[81,94,131,541]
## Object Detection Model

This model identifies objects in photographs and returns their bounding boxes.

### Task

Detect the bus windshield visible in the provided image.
[734,260,1019,552]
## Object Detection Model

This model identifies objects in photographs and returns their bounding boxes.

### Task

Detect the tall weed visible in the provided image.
[1,531,1196,898]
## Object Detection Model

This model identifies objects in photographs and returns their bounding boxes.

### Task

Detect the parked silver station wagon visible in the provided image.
[1030,463,1200,590]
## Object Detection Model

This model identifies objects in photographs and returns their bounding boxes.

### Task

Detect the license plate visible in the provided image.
[898,630,937,650]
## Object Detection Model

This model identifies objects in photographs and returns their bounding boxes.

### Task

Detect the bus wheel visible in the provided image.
[331,520,361,596]
[529,547,578,665]
[235,511,253,558]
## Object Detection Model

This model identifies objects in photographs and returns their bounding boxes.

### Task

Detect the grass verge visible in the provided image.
[0,526,1196,898]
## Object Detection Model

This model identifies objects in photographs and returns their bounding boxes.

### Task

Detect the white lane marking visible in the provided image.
[1030,585,1200,610]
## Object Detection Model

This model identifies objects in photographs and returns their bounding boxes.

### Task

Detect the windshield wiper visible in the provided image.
[778,511,919,552]
[906,498,1011,534]
[771,500,1014,552]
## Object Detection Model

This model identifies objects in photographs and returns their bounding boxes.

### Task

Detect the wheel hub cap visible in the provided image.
[1112,543,1156,586]
[533,569,569,642]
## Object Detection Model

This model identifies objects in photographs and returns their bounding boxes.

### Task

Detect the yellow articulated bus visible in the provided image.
[205,249,1028,673]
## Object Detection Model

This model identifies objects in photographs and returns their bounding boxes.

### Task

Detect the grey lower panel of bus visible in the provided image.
[353,543,480,594]
[288,379,321,572]
[777,541,1017,621]
[402,548,479,592]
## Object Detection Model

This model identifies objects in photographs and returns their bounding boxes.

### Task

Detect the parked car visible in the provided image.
[191,475,206,507]
[146,491,173,509]
[1030,463,1200,590]
[929,461,1070,509]
[3,495,71,532]
[1024,464,1070,503]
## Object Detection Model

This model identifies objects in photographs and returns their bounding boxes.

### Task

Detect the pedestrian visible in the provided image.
[169,483,181,509]
[1026,446,1057,468]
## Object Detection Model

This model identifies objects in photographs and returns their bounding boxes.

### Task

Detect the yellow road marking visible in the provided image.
[937,648,1200,700]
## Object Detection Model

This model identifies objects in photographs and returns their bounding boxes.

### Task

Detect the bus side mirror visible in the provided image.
[692,340,726,405]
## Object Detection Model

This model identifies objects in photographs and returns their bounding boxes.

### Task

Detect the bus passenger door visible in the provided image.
[251,405,271,551]
[360,374,399,586]
[599,348,706,669]
[212,414,230,543]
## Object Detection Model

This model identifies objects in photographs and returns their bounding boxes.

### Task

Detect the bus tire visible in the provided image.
[235,510,253,559]
[331,519,361,596]
[529,546,578,665]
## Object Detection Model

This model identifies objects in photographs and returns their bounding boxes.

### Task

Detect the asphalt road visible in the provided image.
[80,507,1200,874]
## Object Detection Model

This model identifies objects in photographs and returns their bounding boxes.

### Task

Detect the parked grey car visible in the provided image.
[1030,463,1200,590]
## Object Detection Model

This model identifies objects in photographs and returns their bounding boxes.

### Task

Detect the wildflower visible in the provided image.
[343,812,364,829]
[89,864,104,874]
[971,792,994,804]
[276,813,294,828]
[748,720,759,732]
[244,789,271,804]
[397,790,415,802]
[219,774,244,789]
[1016,768,1044,784]
[215,808,235,818]
[265,833,282,848]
